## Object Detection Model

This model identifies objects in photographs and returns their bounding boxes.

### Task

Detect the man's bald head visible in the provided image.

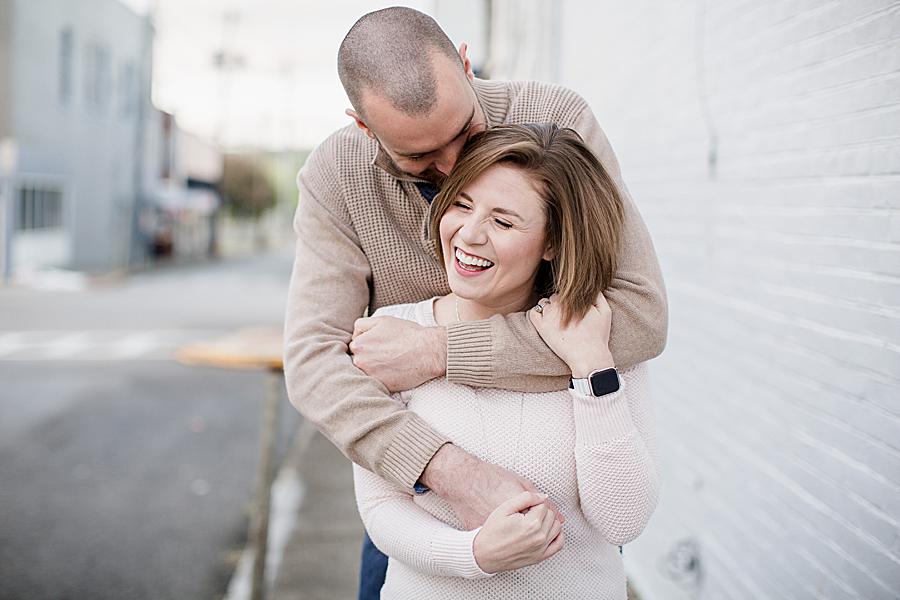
[338,7,464,119]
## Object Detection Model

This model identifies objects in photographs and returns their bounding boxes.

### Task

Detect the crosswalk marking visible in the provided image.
[111,332,164,359]
[0,333,27,358]
[0,330,227,362]
[42,332,94,359]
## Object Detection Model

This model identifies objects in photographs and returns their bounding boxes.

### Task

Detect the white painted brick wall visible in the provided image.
[487,1,900,598]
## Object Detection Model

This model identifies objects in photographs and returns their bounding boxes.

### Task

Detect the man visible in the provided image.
[283,7,667,597]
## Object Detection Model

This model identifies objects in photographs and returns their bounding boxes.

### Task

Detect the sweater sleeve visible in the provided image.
[353,464,494,580]
[445,103,668,392]
[283,141,450,490]
[571,363,660,546]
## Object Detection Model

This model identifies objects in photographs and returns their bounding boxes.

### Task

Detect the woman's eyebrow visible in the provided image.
[459,192,522,220]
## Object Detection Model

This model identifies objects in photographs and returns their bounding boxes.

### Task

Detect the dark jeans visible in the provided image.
[358,532,389,600]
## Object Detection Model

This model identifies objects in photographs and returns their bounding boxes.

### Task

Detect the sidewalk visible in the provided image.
[270,423,364,600]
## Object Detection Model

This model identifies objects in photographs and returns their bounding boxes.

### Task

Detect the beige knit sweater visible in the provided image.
[354,299,659,599]
[284,78,668,489]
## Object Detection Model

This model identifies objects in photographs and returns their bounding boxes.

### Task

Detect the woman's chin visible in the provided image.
[447,280,485,305]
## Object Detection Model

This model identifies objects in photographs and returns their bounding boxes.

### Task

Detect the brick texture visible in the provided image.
[485,1,900,598]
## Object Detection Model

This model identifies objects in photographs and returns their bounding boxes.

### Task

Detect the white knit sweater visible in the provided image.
[353,298,660,599]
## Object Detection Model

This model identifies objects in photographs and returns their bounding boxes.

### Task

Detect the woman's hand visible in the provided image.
[528,293,615,378]
[472,491,565,574]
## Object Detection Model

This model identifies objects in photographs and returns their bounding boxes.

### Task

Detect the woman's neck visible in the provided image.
[433,292,538,325]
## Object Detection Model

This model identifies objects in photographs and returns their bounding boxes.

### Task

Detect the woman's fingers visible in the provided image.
[524,503,548,524]
[593,293,611,312]
[498,491,548,517]
[539,501,556,534]
[544,517,562,544]
[542,529,565,559]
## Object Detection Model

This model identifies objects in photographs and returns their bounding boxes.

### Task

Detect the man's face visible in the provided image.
[355,54,486,186]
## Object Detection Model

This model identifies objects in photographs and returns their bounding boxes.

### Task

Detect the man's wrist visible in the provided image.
[420,443,472,498]
[426,325,448,379]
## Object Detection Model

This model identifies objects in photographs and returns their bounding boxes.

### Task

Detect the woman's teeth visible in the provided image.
[455,248,494,270]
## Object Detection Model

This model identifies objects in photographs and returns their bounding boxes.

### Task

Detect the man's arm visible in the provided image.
[283,142,450,489]
[445,104,668,392]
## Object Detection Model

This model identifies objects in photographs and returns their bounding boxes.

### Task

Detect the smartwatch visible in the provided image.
[570,367,620,397]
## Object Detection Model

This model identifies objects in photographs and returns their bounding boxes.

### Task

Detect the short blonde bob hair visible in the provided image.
[430,123,625,325]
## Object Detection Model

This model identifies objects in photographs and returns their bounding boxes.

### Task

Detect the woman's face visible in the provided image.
[439,164,552,312]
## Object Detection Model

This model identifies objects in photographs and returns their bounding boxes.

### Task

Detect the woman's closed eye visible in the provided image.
[453,200,473,211]
[494,218,513,229]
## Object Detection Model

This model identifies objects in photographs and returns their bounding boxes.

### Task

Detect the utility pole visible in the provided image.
[128,0,157,269]
[0,137,17,283]
[213,9,245,147]
[210,9,245,258]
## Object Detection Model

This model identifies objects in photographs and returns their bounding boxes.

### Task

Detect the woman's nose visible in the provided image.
[459,216,488,245]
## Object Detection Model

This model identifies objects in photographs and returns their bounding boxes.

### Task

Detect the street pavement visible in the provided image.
[0,249,305,600]
[269,422,364,600]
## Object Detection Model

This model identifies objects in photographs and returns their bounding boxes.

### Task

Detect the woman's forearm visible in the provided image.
[352,464,494,580]
[572,364,660,545]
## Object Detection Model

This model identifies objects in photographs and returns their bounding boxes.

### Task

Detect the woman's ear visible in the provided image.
[542,244,556,262]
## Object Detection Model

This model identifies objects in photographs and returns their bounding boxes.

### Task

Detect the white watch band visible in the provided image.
[570,377,593,396]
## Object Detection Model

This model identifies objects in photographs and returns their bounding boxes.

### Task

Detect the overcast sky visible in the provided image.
[119,0,432,151]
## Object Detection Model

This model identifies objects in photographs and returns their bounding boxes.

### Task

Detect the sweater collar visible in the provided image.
[371,78,509,182]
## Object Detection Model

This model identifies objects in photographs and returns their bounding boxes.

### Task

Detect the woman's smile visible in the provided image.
[454,247,495,276]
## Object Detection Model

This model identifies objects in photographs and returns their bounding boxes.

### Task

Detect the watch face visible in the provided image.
[589,368,620,396]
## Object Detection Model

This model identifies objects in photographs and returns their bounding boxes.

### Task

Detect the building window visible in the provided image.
[59,28,73,105]
[15,185,64,231]
[84,41,111,112]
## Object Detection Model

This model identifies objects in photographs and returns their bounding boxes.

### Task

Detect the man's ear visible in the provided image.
[345,108,376,140]
[458,42,474,81]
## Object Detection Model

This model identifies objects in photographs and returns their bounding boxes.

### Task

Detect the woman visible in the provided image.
[352,124,659,599]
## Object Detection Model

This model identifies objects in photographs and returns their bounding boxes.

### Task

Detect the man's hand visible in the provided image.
[422,444,564,530]
[350,316,447,392]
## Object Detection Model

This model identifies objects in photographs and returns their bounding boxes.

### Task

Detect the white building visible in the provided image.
[440,1,900,598]
[0,0,153,280]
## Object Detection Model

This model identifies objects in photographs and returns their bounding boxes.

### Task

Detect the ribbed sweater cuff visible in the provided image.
[570,386,636,447]
[430,526,494,579]
[380,415,452,490]
[446,320,493,386]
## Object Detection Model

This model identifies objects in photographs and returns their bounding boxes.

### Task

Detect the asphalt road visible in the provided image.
[0,249,300,600]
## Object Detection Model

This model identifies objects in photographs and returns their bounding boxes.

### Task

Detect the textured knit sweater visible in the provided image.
[284,78,668,489]
[354,299,660,599]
